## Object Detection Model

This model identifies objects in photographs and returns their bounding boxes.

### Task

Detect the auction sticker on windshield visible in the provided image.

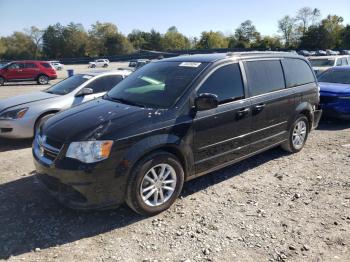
[179,62,202,68]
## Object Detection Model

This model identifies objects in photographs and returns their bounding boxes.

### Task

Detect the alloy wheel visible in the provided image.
[140,163,177,207]
[292,120,307,149]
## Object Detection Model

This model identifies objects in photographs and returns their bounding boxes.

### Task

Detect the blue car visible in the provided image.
[318,66,350,119]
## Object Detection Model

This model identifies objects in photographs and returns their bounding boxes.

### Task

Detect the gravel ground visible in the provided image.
[0,69,349,261]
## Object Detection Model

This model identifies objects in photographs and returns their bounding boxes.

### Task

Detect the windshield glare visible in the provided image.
[318,70,350,84]
[107,61,208,108]
[310,59,335,67]
[45,74,92,95]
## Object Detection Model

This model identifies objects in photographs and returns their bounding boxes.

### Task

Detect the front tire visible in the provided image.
[0,77,4,86]
[126,151,184,216]
[281,115,309,153]
[37,75,49,85]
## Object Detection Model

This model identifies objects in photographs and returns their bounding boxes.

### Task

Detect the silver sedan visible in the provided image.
[0,70,131,139]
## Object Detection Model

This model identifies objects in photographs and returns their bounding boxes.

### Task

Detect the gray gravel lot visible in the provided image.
[0,65,349,261]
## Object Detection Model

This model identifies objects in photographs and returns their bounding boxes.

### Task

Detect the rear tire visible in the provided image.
[0,77,4,86]
[37,75,49,85]
[125,151,184,216]
[281,115,309,153]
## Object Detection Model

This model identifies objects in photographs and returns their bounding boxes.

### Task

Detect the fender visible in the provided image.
[119,133,195,180]
[290,101,314,129]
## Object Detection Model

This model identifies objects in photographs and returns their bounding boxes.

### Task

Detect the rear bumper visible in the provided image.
[312,109,322,130]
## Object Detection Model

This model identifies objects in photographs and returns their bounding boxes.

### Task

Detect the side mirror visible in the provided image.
[194,93,219,111]
[76,87,93,97]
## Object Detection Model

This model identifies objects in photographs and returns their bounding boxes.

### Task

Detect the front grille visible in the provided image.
[46,136,63,149]
[36,134,62,162]
[320,96,337,104]
[37,174,87,204]
[0,128,12,133]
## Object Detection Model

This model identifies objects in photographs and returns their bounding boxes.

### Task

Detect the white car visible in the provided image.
[88,59,110,68]
[308,56,350,75]
[50,61,64,70]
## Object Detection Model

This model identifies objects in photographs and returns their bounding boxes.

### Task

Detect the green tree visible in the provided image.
[128,29,147,50]
[42,23,65,58]
[196,31,228,49]
[235,20,261,47]
[1,32,36,59]
[161,26,190,50]
[296,7,321,36]
[87,22,133,56]
[341,25,350,49]
[299,25,332,50]
[252,36,283,49]
[278,16,297,48]
[61,23,89,57]
[0,38,7,59]
[321,15,344,48]
[25,26,43,59]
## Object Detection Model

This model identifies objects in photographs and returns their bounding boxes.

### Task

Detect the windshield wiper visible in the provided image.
[105,94,146,108]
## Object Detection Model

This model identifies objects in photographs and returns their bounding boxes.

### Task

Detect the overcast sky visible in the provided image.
[0,0,349,37]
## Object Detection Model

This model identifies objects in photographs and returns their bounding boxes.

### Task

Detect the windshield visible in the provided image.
[318,70,350,84]
[106,61,208,108]
[45,74,92,95]
[309,59,335,67]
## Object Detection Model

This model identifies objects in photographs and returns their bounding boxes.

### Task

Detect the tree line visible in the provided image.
[0,6,349,60]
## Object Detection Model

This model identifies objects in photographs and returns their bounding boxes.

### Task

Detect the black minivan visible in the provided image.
[33,52,322,215]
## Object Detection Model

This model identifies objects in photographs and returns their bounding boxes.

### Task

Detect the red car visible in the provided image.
[0,60,57,85]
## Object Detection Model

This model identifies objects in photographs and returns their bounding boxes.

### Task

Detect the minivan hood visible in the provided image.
[319,82,350,94]
[43,98,167,142]
[0,91,58,113]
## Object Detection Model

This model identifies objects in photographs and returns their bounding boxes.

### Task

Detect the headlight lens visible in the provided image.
[66,140,113,163]
[0,107,28,120]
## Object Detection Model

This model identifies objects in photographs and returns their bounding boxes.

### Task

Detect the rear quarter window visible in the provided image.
[245,60,285,96]
[282,58,315,88]
[40,63,52,68]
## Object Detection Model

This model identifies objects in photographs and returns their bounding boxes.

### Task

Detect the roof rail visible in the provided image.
[226,51,293,57]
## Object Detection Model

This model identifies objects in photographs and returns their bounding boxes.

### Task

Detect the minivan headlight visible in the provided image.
[66,140,113,163]
[0,107,28,120]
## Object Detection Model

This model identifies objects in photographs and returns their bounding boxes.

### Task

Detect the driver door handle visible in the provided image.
[253,103,265,112]
[236,107,250,118]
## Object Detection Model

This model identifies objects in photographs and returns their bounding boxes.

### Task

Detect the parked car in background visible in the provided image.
[340,50,350,55]
[298,50,311,56]
[318,66,350,119]
[326,50,339,56]
[0,61,57,85]
[88,59,110,68]
[316,50,327,56]
[309,56,350,75]
[33,52,321,215]
[0,70,130,139]
[128,59,150,70]
[50,61,64,70]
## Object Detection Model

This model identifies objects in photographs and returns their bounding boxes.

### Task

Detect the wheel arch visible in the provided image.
[34,109,60,130]
[293,102,314,130]
[121,134,195,180]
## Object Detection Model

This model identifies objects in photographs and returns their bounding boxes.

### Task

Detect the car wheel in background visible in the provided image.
[103,64,108,67]
[281,115,309,153]
[0,77,5,86]
[37,75,49,85]
[126,151,184,216]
